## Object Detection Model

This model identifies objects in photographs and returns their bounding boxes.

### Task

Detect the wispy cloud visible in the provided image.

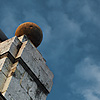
[0,0,100,100]
[70,57,100,100]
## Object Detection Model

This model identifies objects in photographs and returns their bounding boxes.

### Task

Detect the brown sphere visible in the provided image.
[15,22,43,47]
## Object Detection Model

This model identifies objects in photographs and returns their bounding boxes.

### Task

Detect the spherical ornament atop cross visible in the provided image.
[15,22,43,47]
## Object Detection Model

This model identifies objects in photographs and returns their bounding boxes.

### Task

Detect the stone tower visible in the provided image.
[0,30,54,100]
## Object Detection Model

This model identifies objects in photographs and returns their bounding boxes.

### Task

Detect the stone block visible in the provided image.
[0,36,21,58]
[2,76,12,93]
[0,35,53,100]
[16,41,53,92]
[0,57,13,77]
[1,62,25,94]
[12,62,47,100]
[20,71,34,93]
[3,62,47,100]
[4,76,31,100]
[18,35,54,80]
[0,71,6,92]
[18,35,46,64]
[18,35,29,43]
[3,62,31,100]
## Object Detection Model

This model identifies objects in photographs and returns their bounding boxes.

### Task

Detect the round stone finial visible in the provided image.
[15,22,43,47]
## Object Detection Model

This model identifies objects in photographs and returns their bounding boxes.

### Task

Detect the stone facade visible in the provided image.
[0,35,54,100]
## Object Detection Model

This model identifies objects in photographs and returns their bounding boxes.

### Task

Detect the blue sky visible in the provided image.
[0,0,100,100]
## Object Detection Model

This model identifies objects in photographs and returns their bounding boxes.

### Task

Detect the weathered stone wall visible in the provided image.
[0,35,54,100]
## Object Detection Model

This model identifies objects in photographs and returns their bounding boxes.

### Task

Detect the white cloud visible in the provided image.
[75,58,100,81]
[70,57,100,100]
[82,89,99,100]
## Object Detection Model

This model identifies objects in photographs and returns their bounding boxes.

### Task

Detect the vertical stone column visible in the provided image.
[0,35,54,100]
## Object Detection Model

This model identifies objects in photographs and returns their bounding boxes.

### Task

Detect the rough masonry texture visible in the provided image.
[0,35,54,100]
